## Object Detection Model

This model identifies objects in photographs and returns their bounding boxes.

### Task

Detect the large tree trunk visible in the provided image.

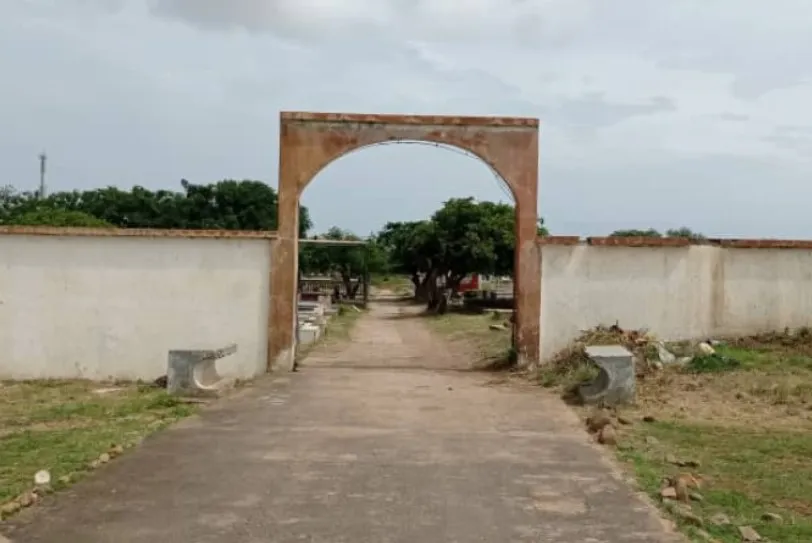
[340,271,354,300]
[426,270,444,311]
[410,272,421,298]
[415,271,435,303]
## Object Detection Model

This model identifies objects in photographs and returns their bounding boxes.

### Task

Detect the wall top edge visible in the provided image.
[0,226,279,240]
[537,235,812,249]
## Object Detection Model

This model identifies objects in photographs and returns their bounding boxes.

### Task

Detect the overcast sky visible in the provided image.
[2,1,811,237]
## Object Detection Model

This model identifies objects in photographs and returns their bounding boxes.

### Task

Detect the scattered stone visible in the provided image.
[709,513,731,526]
[58,475,71,485]
[660,486,677,500]
[1,500,21,517]
[665,453,679,464]
[18,492,37,508]
[109,444,125,457]
[587,409,613,433]
[761,512,783,523]
[676,356,692,365]
[656,342,677,364]
[671,503,703,526]
[92,387,124,395]
[598,425,617,446]
[694,529,719,542]
[738,526,762,541]
[34,469,51,486]
[689,491,705,502]
[697,342,716,356]
[489,323,506,331]
[643,415,656,423]
[674,478,691,502]
[645,435,660,446]
[616,415,632,425]
[99,452,111,464]
[89,459,101,470]
[33,484,52,495]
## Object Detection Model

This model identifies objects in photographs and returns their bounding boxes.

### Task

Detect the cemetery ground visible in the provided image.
[0,380,198,515]
[429,311,812,543]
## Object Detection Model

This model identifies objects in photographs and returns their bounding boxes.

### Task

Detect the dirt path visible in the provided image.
[2,301,682,543]
[302,301,473,371]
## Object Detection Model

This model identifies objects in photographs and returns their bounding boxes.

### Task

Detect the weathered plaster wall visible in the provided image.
[540,237,812,361]
[0,229,274,381]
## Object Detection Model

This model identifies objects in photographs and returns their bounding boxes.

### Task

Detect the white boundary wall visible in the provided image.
[541,244,812,361]
[0,234,272,380]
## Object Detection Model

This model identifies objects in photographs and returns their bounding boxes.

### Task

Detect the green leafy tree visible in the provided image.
[299,227,384,299]
[666,227,706,241]
[0,180,312,236]
[377,198,533,312]
[609,228,662,237]
[7,209,113,227]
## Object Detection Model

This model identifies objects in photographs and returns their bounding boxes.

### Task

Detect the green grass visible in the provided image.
[618,420,812,542]
[424,311,514,369]
[295,304,366,361]
[323,305,365,342]
[369,274,413,294]
[605,339,812,542]
[0,380,197,506]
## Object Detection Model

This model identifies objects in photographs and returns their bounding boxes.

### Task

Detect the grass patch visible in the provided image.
[424,310,513,370]
[369,274,413,295]
[616,420,812,542]
[323,304,365,342]
[0,380,196,506]
[600,333,812,542]
[295,304,366,362]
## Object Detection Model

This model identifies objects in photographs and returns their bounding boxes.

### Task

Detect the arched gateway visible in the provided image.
[268,112,541,371]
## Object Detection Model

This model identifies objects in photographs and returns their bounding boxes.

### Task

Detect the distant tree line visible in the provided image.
[0,179,312,235]
[608,227,706,241]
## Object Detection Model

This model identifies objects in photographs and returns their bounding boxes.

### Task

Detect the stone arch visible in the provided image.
[268,112,541,371]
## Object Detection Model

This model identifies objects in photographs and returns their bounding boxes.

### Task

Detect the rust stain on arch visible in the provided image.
[268,111,541,371]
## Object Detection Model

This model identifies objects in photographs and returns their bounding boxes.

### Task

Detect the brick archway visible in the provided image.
[268,112,540,371]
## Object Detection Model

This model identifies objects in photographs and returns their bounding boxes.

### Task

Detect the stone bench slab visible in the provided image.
[579,344,635,407]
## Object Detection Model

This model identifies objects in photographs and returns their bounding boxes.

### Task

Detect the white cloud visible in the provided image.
[1,0,811,237]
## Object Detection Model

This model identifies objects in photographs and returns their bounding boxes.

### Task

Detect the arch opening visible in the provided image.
[268,111,541,373]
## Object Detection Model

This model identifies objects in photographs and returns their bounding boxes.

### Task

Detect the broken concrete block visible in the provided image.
[167,344,237,396]
[579,345,635,406]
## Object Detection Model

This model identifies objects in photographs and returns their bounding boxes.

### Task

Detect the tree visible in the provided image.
[666,227,706,241]
[7,209,113,227]
[609,229,662,237]
[0,180,312,236]
[299,227,384,300]
[377,198,523,312]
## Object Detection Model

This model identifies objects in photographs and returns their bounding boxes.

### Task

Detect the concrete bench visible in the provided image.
[579,345,635,406]
[167,344,237,396]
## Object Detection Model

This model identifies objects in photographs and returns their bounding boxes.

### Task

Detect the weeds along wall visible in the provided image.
[540,238,812,361]
[0,228,275,381]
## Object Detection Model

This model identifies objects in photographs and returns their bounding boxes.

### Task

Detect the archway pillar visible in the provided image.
[268,112,541,372]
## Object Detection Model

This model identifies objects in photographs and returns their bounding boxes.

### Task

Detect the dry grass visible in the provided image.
[0,380,197,511]
[423,310,514,370]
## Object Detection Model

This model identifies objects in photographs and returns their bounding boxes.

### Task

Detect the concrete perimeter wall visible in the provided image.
[0,228,274,381]
[540,237,812,361]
